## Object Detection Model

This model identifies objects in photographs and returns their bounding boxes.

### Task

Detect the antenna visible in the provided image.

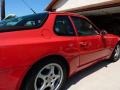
[21,0,37,14]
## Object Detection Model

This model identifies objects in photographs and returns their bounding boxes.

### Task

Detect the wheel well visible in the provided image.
[115,41,120,47]
[20,55,70,90]
[117,41,120,45]
[36,55,70,76]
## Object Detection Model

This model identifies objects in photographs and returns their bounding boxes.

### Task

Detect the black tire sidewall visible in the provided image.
[111,44,120,62]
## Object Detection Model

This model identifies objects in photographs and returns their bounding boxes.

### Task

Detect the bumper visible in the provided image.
[0,66,28,90]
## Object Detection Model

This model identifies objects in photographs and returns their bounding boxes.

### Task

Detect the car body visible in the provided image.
[0,12,120,90]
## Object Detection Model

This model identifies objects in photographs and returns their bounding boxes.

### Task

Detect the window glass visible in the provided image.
[6,18,22,26]
[25,21,36,26]
[0,13,48,32]
[71,17,98,36]
[54,16,75,36]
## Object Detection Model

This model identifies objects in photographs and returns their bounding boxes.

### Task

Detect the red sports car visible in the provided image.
[0,12,120,90]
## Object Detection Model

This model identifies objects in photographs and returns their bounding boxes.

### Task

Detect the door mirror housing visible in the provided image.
[100,30,107,35]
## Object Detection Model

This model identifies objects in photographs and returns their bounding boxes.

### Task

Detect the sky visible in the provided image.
[5,0,51,16]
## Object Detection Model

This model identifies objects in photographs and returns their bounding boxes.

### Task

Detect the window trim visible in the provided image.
[71,16,99,36]
[54,15,76,36]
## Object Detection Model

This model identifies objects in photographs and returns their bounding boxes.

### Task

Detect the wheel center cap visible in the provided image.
[48,77,53,82]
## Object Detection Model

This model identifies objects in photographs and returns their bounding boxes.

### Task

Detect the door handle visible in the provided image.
[79,42,88,47]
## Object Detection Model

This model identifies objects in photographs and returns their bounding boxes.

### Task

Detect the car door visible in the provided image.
[71,16,109,66]
[54,15,81,72]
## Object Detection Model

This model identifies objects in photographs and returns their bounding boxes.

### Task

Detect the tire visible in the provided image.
[110,44,120,62]
[21,58,67,90]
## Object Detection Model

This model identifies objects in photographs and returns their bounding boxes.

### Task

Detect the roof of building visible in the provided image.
[45,0,58,11]
[45,0,120,13]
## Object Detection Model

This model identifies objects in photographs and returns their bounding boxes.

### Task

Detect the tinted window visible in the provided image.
[71,17,98,36]
[54,16,75,36]
[0,13,48,32]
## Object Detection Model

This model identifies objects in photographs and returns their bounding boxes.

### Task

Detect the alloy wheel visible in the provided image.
[34,63,63,90]
[114,45,120,60]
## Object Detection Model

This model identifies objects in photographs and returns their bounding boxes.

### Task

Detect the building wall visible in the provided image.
[52,0,120,11]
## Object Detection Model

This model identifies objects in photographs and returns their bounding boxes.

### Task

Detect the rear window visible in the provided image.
[0,12,48,32]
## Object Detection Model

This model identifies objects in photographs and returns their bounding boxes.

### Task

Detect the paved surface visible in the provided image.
[65,60,120,90]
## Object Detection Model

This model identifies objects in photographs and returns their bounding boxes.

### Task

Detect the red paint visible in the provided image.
[0,12,119,90]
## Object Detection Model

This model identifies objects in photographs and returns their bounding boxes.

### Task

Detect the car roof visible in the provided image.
[48,11,86,18]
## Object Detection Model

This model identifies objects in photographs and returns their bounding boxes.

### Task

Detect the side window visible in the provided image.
[71,16,98,36]
[54,16,75,36]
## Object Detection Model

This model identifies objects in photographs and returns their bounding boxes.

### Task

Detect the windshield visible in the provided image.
[0,12,48,32]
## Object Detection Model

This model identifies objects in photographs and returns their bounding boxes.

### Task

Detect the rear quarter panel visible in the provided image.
[0,13,80,76]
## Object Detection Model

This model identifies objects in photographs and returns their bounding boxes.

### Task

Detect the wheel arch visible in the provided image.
[20,55,70,90]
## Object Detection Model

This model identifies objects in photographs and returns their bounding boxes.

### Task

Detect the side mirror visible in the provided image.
[100,30,107,35]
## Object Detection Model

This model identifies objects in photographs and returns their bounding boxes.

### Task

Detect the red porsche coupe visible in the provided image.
[0,12,120,90]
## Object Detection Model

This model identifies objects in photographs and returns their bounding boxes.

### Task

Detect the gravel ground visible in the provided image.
[65,60,120,90]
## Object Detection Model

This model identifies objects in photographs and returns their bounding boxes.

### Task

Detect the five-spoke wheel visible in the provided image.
[21,58,67,90]
[34,63,63,90]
